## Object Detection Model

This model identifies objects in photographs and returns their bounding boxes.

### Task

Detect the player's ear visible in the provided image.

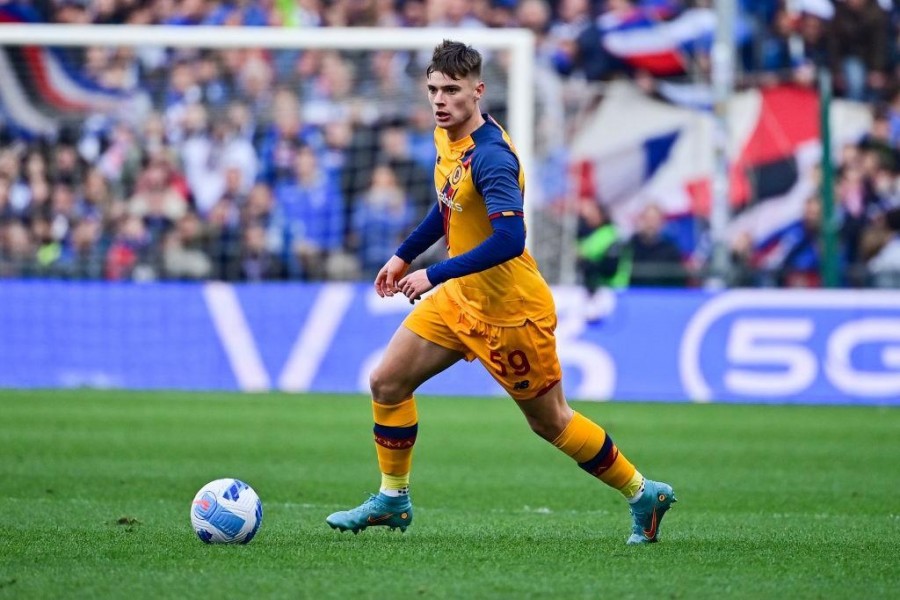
[474,80,485,100]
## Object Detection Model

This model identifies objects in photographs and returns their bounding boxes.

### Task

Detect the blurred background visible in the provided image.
[1,0,899,290]
[1,0,899,403]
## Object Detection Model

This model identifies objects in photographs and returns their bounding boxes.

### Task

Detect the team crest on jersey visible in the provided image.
[450,165,463,186]
[437,147,475,213]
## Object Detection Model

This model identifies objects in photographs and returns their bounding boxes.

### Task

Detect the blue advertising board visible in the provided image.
[1,281,898,405]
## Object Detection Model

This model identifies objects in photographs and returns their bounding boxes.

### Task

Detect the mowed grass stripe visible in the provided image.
[0,390,897,599]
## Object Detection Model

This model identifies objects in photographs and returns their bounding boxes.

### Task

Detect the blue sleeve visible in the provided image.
[471,142,524,217]
[425,215,525,285]
[395,203,444,263]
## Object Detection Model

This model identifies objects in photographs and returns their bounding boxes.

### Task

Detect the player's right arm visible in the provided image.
[374,203,444,298]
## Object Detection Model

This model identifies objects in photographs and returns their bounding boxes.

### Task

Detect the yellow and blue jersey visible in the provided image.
[431,115,555,326]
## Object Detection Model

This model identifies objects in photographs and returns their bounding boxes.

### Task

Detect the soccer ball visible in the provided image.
[190,478,263,544]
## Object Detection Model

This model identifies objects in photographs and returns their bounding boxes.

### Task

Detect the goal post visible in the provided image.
[0,24,536,246]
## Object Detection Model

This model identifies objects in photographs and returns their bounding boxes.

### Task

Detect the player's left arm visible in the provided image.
[398,144,525,301]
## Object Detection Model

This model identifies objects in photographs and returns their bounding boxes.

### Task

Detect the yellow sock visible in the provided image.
[373,396,417,490]
[620,469,645,501]
[381,473,410,491]
[552,411,643,499]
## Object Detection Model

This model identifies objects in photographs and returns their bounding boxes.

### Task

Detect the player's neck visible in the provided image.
[446,110,485,143]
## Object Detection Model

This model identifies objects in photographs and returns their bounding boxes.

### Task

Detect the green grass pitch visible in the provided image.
[1,390,898,599]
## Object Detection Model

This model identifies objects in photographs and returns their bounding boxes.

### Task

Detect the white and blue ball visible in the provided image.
[191,478,262,544]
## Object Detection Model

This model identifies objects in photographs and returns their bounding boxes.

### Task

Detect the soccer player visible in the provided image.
[326,40,676,544]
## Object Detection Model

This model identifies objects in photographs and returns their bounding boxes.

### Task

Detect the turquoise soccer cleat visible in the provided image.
[326,493,413,534]
[626,479,676,545]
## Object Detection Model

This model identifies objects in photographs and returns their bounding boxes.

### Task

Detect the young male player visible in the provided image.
[326,40,676,544]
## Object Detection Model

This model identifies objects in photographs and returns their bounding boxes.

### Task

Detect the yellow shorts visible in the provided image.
[403,287,562,401]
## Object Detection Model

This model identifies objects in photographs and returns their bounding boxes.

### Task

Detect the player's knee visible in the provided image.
[369,367,411,404]
[525,413,567,442]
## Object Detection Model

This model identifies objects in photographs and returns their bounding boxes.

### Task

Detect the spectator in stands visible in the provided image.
[205,195,242,280]
[21,176,51,225]
[0,175,12,224]
[400,0,427,27]
[577,200,628,321]
[0,221,36,277]
[181,110,257,215]
[54,0,91,24]
[58,218,104,279]
[31,216,61,275]
[627,204,687,287]
[429,0,486,29]
[239,222,287,281]
[48,183,78,247]
[81,168,112,223]
[303,51,357,126]
[204,0,270,27]
[798,11,830,73]
[258,88,316,186]
[162,210,212,280]
[163,58,203,145]
[23,149,48,189]
[226,99,257,143]
[271,144,345,280]
[776,196,824,287]
[163,0,207,26]
[570,0,634,81]
[547,0,592,71]
[194,51,235,111]
[729,230,764,287]
[97,122,142,193]
[0,149,30,216]
[867,207,900,286]
[377,119,434,220]
[487,0,518,28]
[406,105,438,170]
[830,0,889,101]
[241,182,275,230]
[357,50,420,123]
[128,159,187,247]
[517,0,567,159]
[837,160,878,281]
[50,142,84,187]
[350,163,413,279]
[236,50,276,117]
[105,214,151,280]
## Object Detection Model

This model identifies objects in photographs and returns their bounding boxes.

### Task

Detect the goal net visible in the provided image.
[0,24,549,282]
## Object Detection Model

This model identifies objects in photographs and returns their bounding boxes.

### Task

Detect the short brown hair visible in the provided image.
[426,40,482,80]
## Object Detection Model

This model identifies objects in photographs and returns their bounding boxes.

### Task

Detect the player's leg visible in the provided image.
[466,313,676,544]
[327,297,466,534]
[368,324,464,498]
[515,382,644,500]
[515,377,676,544]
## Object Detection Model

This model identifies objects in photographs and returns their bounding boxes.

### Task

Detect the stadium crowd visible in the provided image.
[0,0,899,288]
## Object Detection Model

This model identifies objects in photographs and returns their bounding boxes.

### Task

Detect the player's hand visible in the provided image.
[397,269,434,304]
[374,255,409,298]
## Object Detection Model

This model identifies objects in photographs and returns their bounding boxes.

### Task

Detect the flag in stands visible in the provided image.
[569,82,872,260]
[0,5,133,137]
[600,8,717,77]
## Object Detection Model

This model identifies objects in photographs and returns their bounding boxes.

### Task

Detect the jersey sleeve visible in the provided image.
[425,214,525,285]
[471,142,524,217]
[395,203,443,263]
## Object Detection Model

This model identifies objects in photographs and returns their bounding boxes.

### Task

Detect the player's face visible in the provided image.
[426,71,484,134]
